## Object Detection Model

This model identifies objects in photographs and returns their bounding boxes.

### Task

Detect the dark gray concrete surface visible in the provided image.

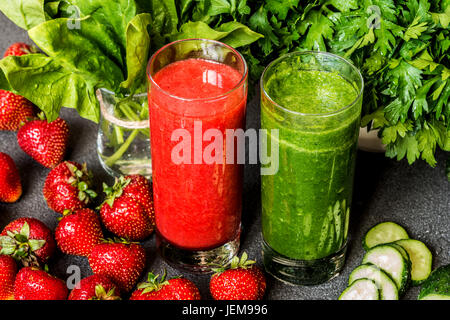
[0,12,449,300]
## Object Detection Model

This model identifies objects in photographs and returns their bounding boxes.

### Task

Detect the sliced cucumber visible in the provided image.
[395,239,432,286]
[339,278,380,300]
[418,264,450,300]
[419,294,450,300]
[388,242,410,261]
[362,244,410,295]
[348,263,398,300]
[363,222,409,250]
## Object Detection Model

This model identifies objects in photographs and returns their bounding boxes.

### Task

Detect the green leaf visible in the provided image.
[430,5,450,28]
[28,17,125,91]
[416,120,446,166]
[298,10,333,51]
[0,236,17,255]
[361,107,389,129]
[14,234,28,243]
[411,77,439,118]
[120,13,152,92]
[385,133,420,164]
[404,19,428,41]
[206,0,234,16]
[0,54,99,122]
[147,0,179,37]
[62,0,138,48]
[383,60,422,119]
[0,0,47,30]
[216,21,264,48]
[28,239,46,251]
[171,21,262,48]
[248,5,279,55]
[20,222,30,238]
[328,0,358,12]
[266,0,300,20]
[408,50,439,71]
[382,121,413,144]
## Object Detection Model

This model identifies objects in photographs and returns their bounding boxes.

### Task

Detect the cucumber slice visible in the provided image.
[339,278,380,300]
[362,244,410,295]
[363,222,409,250]
[348,263,399,300]
[418,264,450,300]
[388,242,410,261]
[419,294,450,300]
[395,239,432,286]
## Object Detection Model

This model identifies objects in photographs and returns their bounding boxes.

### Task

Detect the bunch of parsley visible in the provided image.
[181,0,449,167]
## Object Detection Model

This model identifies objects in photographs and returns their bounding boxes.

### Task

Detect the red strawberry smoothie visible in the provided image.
[149,58,247,250]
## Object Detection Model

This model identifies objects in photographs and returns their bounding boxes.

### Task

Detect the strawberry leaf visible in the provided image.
[28,239,46,252]
[19,222,30,238]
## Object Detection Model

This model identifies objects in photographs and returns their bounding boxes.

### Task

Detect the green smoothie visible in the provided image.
[261,56,362,261]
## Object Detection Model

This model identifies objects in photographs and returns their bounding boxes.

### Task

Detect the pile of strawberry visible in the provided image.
[0,43,267,301]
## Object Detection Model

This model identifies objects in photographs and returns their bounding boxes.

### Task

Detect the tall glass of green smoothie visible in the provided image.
[260,51,363,285]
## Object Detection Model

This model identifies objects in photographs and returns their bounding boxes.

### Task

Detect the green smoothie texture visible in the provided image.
[265,69,358,114]
[261,60,361,261]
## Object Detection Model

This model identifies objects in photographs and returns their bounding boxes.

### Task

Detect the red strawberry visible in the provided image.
[17,113,69,168]
[0,90,35,131]
[0,217,55,266]
[55,208,103,257]
[100,175,154,241]
[120,175,155,220]
[14,267,68,300]
[130,271,201,300]
[0,152,22,203]
[69,274,121,300]
[1,43,36,131]
[88,239,146,292]
[43,161,97,214]
[0,255,17,300]
[209,252,266,300]
[3,43,35,57]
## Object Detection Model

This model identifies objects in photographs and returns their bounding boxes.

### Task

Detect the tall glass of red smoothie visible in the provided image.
[147,39,248,272]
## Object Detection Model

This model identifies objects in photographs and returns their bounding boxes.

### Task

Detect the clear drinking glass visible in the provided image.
[147,39,248,272]
[260,52,363,285]
[97,88,151,179]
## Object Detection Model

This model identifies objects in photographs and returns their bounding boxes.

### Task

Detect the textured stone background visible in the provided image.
[0,12,449,300]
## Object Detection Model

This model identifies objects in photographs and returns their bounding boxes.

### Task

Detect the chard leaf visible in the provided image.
[0,54,99,122]
[44,1,61,18]
[62,0,138,47]
[120,13,152,92]
[28,17,125,91]
[147,0,178,36]
[206,0,235,16]
[0,0,47,30]
[171,21,262,48]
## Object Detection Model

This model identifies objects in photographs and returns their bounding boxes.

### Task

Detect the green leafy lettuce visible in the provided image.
[0,0,261,122]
